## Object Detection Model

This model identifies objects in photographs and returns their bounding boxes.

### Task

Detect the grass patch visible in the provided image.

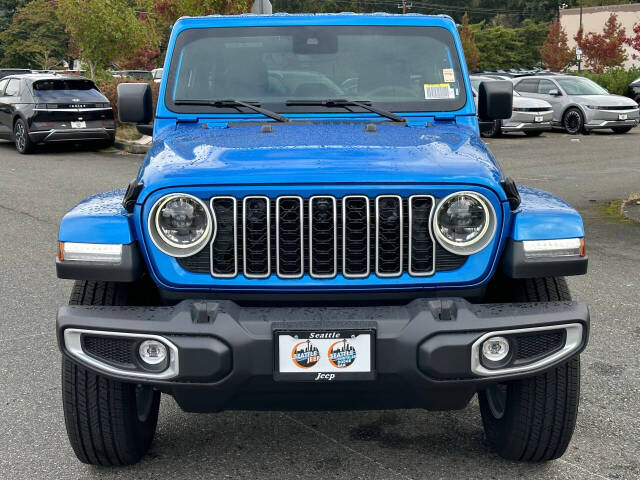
[600,200,632,223]
[116,124,143,142]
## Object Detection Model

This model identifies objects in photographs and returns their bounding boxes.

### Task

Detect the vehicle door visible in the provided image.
[0,78,20,137]
[0,78,10,137]
[536,79,565,123]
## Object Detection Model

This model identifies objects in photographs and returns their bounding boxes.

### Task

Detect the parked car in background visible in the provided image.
[152,68,163,83]
[627,76,640,103]
[113,70,153,81]
[0,74,115,153]
[471,75,552,137]
[513,75,640,134]
[0,68,31,79]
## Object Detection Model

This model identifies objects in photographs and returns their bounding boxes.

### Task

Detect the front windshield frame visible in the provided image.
[556,77,608,95]
[164,25,468,115]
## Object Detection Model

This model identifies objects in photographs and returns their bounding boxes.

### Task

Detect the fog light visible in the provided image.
[139,340,167,365]
[482,337,510,362]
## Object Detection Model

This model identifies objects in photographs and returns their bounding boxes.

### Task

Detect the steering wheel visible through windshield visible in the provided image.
[166,25,467,114]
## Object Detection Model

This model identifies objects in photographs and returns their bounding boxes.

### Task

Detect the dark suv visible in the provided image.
[0,74,116,153]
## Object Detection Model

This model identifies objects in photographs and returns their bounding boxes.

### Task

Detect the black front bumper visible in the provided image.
[57,298,589,412]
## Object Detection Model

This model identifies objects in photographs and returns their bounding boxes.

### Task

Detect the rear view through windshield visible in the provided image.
[33,79,96,91]
[167,25,467,113]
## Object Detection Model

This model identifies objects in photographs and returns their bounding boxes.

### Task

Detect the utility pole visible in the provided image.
[397,0,412,14]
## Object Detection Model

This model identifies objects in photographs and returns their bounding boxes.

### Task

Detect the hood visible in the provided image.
[569,94,639,107]
[137,122,504,200]
[513,96,551,109]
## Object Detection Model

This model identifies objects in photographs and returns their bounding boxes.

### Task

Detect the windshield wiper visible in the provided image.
[286,99,406,123]
[174,99,289,123]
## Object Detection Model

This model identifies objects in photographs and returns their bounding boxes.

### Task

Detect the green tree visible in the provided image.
[0,0,68,69]
[57,0,159,78]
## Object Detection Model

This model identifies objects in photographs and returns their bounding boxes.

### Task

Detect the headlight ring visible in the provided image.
[148,193,214,258]
[433,191,496,256]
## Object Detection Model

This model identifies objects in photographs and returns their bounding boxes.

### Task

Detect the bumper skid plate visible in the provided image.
[57,298,589,412]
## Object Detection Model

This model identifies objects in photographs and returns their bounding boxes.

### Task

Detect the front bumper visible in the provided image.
[584,119,639,130]
[57,298,589,412]
[502,121,552,132]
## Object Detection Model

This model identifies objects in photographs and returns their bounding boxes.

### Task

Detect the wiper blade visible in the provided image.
[286,99,406,123]
[174,99,289,123]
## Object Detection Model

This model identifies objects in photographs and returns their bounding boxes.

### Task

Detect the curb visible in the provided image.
[114,139,151,155]
[621,197,640,224]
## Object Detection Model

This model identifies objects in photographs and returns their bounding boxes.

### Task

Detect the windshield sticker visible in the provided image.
[442,68,455,83]
[424,83,455,100]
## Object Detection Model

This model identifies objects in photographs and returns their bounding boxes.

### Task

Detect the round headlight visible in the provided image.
[433,192,496,255]
[148,194,214,257]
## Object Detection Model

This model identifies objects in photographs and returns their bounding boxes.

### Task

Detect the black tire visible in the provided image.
[479,277,580,462]
[562,108,584,135]
[524,131,543,137]
[612,126,633,134]
[13,118,34,154]
[481,120,501,138]
[62,280,161,466]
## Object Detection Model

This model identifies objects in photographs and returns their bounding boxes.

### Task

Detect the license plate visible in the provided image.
[274,330,375,382]
[619,114,628,120]
[71,121,86,129]
[534,116,544,123]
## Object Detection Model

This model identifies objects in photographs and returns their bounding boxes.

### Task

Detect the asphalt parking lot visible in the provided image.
[1,129,639,479]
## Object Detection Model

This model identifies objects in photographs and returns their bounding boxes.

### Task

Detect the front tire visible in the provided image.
[563,108,585,135]
[61,281,160,466]
[481,120,501,138]
[13,118,34,154]
[479,277,580,462]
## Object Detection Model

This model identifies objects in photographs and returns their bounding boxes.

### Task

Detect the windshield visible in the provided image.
[556,77,608,95]
[166,25,467,114]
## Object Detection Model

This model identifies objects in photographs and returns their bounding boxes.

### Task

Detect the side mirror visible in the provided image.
[548,88,561,96]
[117,83,153,124]
[478,80,513,121]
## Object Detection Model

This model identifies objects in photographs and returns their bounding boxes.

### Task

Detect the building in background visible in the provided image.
[561,3,640,69]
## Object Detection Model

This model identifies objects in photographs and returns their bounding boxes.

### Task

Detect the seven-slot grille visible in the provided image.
[179,195,467,279]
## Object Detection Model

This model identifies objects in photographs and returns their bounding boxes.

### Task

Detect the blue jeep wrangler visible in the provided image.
[56,13,589,466]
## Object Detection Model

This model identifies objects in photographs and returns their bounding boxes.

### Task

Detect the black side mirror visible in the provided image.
[478,80,513,121]
[117,83,153,125]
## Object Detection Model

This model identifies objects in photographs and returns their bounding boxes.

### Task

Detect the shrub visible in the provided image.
[575,67,640,95]
[97,79,160,127]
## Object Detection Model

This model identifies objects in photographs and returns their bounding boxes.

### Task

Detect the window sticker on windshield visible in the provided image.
[424,83,455,100]
[442,68,455,83]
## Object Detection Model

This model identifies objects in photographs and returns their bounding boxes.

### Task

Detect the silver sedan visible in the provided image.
[471,75,553,137]
[513,75,640,134]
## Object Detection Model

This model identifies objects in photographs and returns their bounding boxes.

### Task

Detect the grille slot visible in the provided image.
[243,196,270,278]
[376,195,403,277]
[210,197,237,277]
[310,196,337,278]
[82,335,137,369]
[177,194,470,278]
[409,195,435,276]
[515,331,565,361]
[342,196,370,278]
[276,196,304,278]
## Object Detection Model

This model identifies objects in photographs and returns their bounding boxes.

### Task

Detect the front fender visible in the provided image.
[57,189,144,282]
[510,186,584,241]
[501,186,587,279]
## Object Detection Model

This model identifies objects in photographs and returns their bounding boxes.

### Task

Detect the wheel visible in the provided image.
[481,120,501,138]
[524,130,543,137]
[562,108,584,135]
[479,277,580,462]
[61,281,161,466]
[13,118,34,154]
[612,126,633,134]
